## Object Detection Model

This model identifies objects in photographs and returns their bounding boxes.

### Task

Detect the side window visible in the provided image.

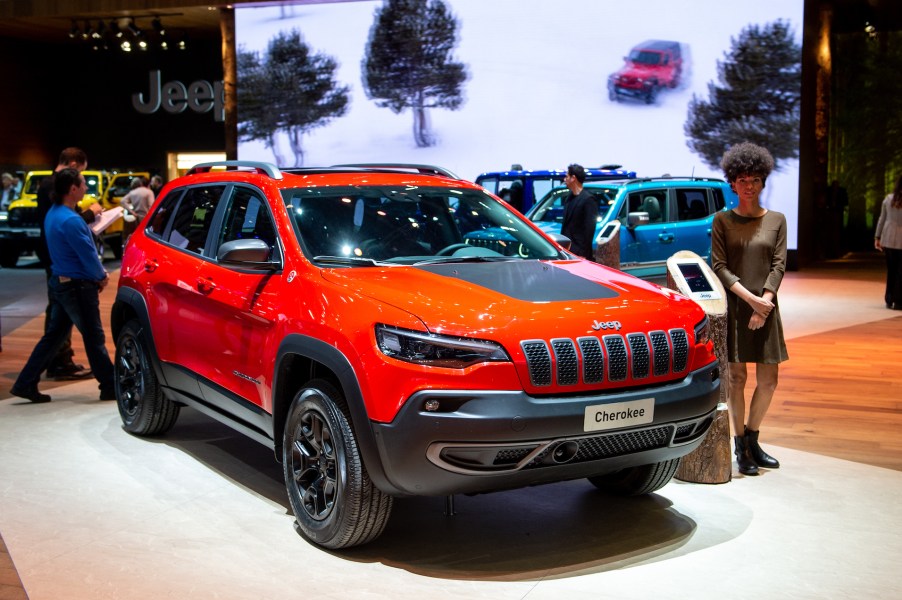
[712,187,726,211]
[477,177,498,193]
[167,185,226,255]
[631,191,665,223]
[217,186,277,260]
[146,187,184,239]
[676,189,711,222]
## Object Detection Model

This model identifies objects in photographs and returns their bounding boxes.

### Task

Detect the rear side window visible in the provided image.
[675,189,711,221]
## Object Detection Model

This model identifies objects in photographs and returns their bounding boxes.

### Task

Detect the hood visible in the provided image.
[320,260,696,339]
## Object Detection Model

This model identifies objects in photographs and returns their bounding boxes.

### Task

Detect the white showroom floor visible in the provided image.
[1,377,900,600]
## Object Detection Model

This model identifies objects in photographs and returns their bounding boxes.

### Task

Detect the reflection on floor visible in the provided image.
[1,253,901,599]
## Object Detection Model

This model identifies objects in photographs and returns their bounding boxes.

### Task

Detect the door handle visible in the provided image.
[658,233,674,243]
[196,277,217,294]
[144,259,159,272]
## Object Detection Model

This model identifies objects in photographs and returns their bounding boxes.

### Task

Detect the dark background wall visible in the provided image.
[0,35,224,174]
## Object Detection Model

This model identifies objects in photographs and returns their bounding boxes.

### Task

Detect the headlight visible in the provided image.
[376,324,510,369]
[693,316,710,345]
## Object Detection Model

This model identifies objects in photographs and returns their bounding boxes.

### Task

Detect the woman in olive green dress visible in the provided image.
[712,142,788,476]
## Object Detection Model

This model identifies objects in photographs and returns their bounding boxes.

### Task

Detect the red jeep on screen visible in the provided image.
[608,40,685,105]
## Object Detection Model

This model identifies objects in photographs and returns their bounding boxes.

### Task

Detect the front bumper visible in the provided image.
[370,360,719,496]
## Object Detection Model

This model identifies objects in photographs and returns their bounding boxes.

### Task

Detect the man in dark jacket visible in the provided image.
[560,163,598,261]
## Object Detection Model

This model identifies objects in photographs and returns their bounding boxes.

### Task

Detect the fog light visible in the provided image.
[424,399,440,412]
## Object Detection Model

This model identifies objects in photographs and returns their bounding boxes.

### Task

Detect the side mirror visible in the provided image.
[217,238,278,269]
[627,212,650,229]
[550,233,571,250]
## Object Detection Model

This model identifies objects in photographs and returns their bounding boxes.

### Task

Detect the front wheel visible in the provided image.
[587,458,680,496]
[283,380,393,549]
[115,319,179,435]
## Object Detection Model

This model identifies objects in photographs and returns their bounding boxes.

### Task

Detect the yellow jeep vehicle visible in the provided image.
[0,169,108,267]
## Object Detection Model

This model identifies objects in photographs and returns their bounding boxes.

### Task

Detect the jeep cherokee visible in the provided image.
[112,161,720,549]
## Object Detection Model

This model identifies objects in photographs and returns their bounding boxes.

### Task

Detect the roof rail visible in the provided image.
[330,163,460,180]
[187,160,283,180]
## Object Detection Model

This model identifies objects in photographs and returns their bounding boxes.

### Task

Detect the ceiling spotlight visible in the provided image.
[121,39,132,52]
[152,18,166,36]
[865,22,877,38]
[81,20,92,40]
[110,19,123,38]
[178,37,187,50]
[160,40,169,50]
[69,21,80,39]
[138,39,148,51]
[92,20,105,40]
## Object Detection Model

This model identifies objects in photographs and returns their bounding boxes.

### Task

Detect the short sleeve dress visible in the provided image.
[711,210,789,364]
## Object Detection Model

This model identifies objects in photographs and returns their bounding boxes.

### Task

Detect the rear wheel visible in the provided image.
[588,458,680,496]
[283,380,393,549]
[115,319,179,435]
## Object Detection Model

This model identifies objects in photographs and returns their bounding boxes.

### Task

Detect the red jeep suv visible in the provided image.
[608,40,685,104]
[112,161,719,549]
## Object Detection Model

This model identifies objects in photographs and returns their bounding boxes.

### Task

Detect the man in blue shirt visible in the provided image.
[11,168,115,403]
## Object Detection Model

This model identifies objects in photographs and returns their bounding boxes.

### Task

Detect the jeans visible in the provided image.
[15,276,115,394]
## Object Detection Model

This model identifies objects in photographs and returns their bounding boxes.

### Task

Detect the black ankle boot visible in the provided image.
[733,435,759,475]
[745,428,780,468]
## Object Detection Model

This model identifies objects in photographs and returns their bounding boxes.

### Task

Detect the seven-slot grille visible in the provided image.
[521,328,689,387]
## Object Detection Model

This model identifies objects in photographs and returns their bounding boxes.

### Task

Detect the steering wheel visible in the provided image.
[435,243,471,256]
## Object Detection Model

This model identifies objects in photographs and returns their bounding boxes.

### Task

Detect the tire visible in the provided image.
[644,87,658,105]
[115,319,180,435]
[587,458,680,496]
[283,380,393,549]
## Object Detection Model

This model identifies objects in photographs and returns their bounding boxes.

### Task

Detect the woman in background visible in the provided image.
[874,175,902,310]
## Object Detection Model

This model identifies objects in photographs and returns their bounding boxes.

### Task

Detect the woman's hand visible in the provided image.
[747,294,774,318]
[875,238,883,251]
[748,312,766,330]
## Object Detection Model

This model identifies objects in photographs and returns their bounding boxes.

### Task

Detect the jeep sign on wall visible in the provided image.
[132,70,224,122]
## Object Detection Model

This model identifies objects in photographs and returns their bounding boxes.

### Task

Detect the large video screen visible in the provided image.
[236,0,803,249]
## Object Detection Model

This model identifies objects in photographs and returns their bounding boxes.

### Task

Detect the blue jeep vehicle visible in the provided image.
[527,177,738,278]
[463,176,737,279]
[475,164,636,213]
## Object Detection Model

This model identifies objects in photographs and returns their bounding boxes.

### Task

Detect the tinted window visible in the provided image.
[675,189,710,222]
[217,186,277,260]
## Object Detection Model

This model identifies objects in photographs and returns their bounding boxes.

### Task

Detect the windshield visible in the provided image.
[282,185,564,265]
[25,175,49,195]
[529,186,619,224]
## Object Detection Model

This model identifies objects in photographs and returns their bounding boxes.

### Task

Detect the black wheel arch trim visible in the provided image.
[111,287,169,388]
[273,334,395,495]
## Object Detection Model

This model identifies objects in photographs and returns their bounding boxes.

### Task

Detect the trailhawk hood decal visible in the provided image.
[416,261,617,302]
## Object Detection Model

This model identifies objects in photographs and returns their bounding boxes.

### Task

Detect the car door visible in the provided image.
[143,183,227,389]
[620,189,672,274]
[192,184,283,413]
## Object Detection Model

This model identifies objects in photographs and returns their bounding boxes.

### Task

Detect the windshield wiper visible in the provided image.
[313,255,385,267]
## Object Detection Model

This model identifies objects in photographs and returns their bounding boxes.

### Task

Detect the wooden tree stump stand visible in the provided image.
[665,251,732,484]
